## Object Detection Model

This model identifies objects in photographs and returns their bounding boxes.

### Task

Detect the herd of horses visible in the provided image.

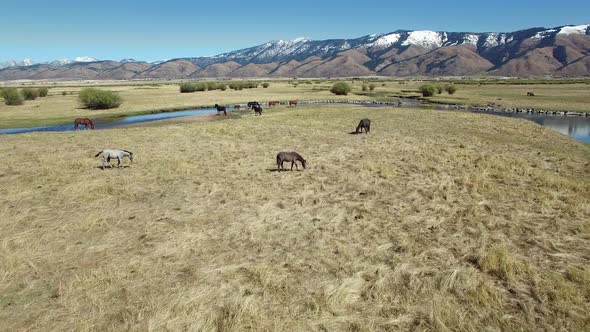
[75,100,301,131]
[77,100,369,171]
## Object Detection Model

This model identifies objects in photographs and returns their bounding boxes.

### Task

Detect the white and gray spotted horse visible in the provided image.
[95,149,134,168]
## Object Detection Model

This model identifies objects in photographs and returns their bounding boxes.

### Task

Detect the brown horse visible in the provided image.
[527,92,535,96]
[276,151,306,172]
[356,118,371,134]
[233,104,241,110]
[214,104,227,116]
[253,104,263,116]
[268,101,280,107]
[74,118,95,130]
[288,100,299,107]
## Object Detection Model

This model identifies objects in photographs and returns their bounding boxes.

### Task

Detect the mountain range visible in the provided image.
[1,24,588,80]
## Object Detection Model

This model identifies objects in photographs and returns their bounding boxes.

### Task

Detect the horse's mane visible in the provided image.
[122,150,133,155]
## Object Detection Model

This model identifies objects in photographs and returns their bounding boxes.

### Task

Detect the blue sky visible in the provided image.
[1,0,588,63]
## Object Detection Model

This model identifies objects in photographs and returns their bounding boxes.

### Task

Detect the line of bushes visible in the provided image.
[419,84,457,97]
[180,81,267,93]
[79,88,122,109]
[0,87,50,105]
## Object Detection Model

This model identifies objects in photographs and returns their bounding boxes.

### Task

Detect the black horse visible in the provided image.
[276,151,306,172]
[356,118,371,134]
[247,101,261,109]
[214,104,227,116]
[253,104,263,116]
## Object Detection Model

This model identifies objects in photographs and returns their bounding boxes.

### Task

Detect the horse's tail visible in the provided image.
[95,151,103,157]
[90,120,95,129]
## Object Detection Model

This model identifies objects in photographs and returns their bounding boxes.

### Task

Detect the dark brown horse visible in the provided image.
[233,104,241,110]
[214,104,227,116]
[74,118,95,130]
[276,151,306,172]
[288,100,299,107]
[253,104,263,116]
[268,101,280,107]
[247,101,261,109]
[527,92,535,96]
[356,118,371,134]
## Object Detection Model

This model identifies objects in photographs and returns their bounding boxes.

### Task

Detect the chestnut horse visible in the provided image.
[74,118,95,130]
[288,100,299,107]
[268,101,280,107]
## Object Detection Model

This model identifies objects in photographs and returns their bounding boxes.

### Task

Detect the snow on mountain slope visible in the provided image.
[558,24,590,35]
[402,30,445,48]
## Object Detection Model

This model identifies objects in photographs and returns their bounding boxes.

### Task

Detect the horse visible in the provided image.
[268,101,280,107]
[74,118,95,130]
[247,101,261,109]
[356,118,371,134]
[288,100,299,107]
[95,149,133,169]
[276,151,306,172]
[527,92,535,96]
[214,104,227,116]
[233,104,241,110]
[253,104,263,116]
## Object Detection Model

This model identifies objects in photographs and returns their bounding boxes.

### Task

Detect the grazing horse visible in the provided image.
[74,118,94,130]
[253,104,263,116]
[288,100,299,107]
[527,92,535,96]
[268,101,280,107]
[233,104,241,110]
[214,104,227,116]
[247,101,261,109]
[95,149,133,169]
[356,118,371,134]
[276,151,306,172]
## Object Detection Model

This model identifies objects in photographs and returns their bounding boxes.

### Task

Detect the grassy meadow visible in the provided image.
[1,102,589,330]
[1,79,590,129]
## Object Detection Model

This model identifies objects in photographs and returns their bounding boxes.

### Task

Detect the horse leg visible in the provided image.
[291,161,295,171]
[117,157,122,167]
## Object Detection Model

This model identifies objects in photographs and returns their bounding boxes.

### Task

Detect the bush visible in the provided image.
[1,87,24,106]
[419,84,436,97]
[262,82,270,88]
[369,83,376,91]
[62,91,67,96]
[362,85,368,91]
[445,84,457,95]
[21,88,39,100]
[219,84,227,91]
[436,85,444,94]
[38,87,49,97]
[330,82,352,95]
[180,82,206,93]
[78,88,122,109]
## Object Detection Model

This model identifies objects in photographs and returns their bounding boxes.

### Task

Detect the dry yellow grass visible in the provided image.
[0,105,589,331]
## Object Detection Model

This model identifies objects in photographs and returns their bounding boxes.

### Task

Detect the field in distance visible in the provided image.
[1,78,589,128]
[0,104,589,331]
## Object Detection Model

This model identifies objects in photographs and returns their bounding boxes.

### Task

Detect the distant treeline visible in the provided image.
[180,81,270,93]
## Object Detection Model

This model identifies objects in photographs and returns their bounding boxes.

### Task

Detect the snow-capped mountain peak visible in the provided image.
[558,24,590,35]
[73,56,97,63]
[402,30,445,48]
[370,33,402,48]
